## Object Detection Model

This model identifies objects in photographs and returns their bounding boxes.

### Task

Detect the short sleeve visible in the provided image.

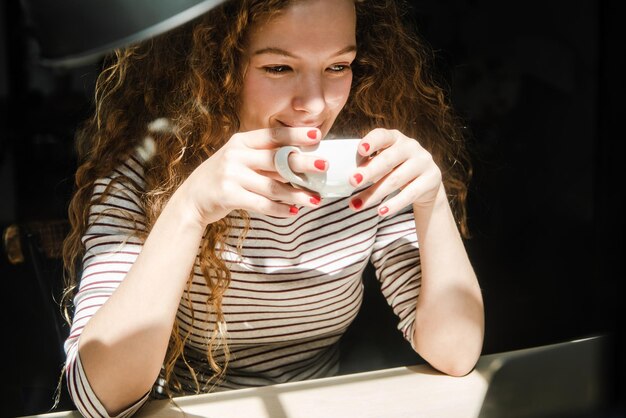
[369,205,421,349]
[64,155,151,417]
[65,350,150,417]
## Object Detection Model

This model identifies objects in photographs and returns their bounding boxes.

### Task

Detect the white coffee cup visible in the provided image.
[274,138,366,198]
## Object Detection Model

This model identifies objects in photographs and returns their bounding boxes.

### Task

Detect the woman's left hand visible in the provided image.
[349,128,444,216]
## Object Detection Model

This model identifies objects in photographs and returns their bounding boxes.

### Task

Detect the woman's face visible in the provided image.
[239,0,357,137]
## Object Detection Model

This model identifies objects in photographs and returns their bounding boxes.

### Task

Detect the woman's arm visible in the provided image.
[77,189,206,415]
[349,128,484,376]
[410,185,484,376]
[75,127,323,415]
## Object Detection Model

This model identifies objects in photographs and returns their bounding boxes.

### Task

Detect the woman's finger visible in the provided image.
[221,148,275,172]
[350,169,441,216]
[287,152,328,174]
[258,170,289,183]
[351,140,423,187]
[237,127,321,150]
[220,147,326,177]
[240,169,322,208]
[352,130,422,186]
[358,128,401,156]
[236,192,302,217]
[204,175,296,219]
[350,160,416,207]
[378,171,442,216]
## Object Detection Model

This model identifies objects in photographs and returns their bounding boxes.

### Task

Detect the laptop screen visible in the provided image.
[477,335,612,418]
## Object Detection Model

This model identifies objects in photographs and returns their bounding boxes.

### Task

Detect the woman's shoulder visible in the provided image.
[101,137,155,191]
[88,139,155,216]
[86,142,153,232]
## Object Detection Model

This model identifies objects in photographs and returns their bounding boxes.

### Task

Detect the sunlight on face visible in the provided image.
[239,0,357,137]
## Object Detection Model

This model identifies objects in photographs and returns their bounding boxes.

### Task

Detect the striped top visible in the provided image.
[64,151,422,418]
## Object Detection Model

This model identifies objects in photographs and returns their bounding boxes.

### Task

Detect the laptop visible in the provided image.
[477,335,614,418]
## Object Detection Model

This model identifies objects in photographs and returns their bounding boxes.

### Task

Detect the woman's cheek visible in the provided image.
[326,76,353,111]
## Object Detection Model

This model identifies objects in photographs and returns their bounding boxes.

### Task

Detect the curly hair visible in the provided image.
[62,0,471,398]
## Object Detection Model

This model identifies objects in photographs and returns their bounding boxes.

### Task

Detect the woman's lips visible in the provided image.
[278,120,323,130]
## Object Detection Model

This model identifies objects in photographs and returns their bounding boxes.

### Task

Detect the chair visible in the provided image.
[3,219,70,356]
[3,219,74,415]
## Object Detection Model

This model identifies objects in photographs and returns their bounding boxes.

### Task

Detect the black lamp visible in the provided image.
[19,0,226,68]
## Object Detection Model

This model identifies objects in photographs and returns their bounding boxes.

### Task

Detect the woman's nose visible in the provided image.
[292,74,326,115]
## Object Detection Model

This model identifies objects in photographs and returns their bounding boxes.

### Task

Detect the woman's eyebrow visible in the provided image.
[253,47,297,58]
[333,45,357,57]
[253,45,357,58]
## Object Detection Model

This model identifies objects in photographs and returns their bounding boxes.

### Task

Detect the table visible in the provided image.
[18,336,608,418]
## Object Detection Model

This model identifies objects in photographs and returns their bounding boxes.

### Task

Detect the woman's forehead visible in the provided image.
[246,0,356,51]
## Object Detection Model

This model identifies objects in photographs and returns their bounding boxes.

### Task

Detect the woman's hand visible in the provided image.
[180,127,325,226]
[349,128,444,216]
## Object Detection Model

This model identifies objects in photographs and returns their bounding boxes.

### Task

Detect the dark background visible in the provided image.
[1,0,623,416]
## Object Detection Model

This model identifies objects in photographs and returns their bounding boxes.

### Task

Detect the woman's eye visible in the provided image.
[264,65,292,74]
[328,64,351,73]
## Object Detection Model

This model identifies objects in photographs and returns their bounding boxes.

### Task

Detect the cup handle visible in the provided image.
[274,146,309,189]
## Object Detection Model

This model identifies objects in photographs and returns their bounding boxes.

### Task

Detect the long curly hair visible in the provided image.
[62,0,471,397]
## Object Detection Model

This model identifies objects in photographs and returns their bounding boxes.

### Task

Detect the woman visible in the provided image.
[62,0,484,416]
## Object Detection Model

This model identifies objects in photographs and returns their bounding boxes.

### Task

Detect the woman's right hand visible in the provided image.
[180,127,325,226]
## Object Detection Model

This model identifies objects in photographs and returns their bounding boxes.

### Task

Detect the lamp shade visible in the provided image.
[19,0,226,68]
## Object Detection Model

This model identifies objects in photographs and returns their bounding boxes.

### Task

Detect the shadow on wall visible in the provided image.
[411,0,615,353]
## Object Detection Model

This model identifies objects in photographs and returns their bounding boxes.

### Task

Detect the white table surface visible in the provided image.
[19,337,604,418]
[18,359,496,418]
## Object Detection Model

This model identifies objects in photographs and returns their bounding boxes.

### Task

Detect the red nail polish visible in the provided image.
[352,198,363,209]
[362,143,370,152]
[314,160,326,171]
[310,196,321,205]
[353,173,363,185]
[290,205,299,214]
[307,130,318,139]
[379,206,389,215]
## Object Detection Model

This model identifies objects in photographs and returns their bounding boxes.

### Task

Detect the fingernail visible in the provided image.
[353,173,363,185]
[379,206,389,215]
[361,143,370,153]
[307,130,318,140]
[290,205,299,214]
[314,159,327,171]
[352,198,363,210]
[310,196,321,205]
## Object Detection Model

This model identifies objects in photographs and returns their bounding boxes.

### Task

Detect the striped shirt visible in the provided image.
[64,151,421,418]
